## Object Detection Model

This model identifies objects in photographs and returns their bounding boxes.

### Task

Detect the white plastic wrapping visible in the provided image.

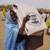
[13,4,47,36]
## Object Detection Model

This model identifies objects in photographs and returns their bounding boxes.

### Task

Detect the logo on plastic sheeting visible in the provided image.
[27,12,42,26]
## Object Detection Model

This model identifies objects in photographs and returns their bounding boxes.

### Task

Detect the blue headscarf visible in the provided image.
[4,10,26,50]
[6,10,18,24]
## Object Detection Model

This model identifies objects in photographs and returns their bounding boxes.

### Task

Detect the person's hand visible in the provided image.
[23,15,30,24]
[18,15,30,35]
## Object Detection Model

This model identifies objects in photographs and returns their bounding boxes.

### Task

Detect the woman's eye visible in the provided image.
[11,15,13,16]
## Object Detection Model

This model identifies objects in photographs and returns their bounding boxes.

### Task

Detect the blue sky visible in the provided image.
[0,0,50,9]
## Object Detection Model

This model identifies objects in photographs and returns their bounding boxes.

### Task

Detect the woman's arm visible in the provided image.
[18,15,30,35]
[18,22,25,35]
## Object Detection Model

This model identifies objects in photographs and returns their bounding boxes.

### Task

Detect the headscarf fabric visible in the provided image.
[4,10,26,50]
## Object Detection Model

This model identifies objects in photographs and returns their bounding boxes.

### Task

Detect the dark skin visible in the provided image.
[10,11,30,35]
[10,12,17,21]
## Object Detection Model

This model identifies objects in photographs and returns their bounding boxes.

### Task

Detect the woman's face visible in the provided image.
[10,12,17,21]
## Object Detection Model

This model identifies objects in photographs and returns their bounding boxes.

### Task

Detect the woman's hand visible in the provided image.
[18,15,30,35]
[23,15,30,24]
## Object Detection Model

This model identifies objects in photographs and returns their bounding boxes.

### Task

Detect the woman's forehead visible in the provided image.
[10,12,15,14]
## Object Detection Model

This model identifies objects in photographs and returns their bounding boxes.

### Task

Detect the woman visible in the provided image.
[3,8,6,18]
[4,10,29,50]
[0,8,5,20]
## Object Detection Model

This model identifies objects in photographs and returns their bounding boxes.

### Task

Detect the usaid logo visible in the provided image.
[27,12,42,26]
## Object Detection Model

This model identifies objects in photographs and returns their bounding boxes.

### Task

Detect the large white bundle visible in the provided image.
[13,4,47,36]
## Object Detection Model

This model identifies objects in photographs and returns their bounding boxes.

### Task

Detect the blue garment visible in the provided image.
[4,10,26,50]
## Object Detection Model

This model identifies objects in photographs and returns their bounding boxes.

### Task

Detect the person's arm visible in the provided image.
[18,22,25,35]
[18,15,30,35]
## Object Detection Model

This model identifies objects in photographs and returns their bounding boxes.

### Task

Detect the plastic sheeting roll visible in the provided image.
[13,4,47,36]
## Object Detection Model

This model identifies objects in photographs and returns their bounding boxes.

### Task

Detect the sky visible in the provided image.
[0,0,50,9]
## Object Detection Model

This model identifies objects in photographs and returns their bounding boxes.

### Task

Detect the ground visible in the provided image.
[0,16,50,50]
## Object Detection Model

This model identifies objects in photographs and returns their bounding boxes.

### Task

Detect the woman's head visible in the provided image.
[10,10,18,21]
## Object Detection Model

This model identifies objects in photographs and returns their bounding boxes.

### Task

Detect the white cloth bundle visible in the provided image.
[13,4,47,36]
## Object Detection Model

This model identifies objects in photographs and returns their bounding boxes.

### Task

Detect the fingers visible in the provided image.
[26,15,30,19]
